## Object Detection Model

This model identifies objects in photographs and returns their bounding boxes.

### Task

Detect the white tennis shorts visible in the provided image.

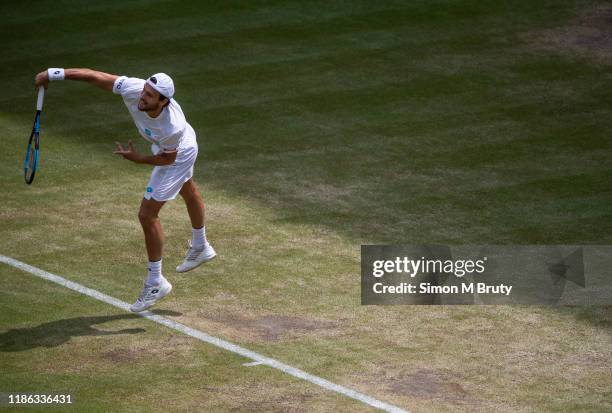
[144,145,198,202]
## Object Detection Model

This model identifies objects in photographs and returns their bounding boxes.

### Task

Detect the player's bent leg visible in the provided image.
[177,179,216,273]
[179,178,205,228]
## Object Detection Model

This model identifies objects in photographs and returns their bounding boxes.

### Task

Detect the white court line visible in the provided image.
[0,254,409,413]
[243,361,264,367]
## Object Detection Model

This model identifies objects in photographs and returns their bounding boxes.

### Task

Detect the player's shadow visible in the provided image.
[0,310,181,352]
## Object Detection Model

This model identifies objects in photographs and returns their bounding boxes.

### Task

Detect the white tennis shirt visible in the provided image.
[113,76,196,154]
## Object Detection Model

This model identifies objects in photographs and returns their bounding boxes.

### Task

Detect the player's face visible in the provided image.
[138,84,165,112]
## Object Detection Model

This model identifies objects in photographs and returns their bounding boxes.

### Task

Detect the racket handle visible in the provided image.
[36,87,45,111]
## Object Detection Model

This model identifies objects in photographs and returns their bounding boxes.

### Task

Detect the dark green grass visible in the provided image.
[1,1,611,412]
[3,0,610,244]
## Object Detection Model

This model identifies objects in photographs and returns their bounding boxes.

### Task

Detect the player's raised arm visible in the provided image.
[35,68,118,91]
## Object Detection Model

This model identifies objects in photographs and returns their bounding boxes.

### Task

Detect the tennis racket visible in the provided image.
[24,87,45,184]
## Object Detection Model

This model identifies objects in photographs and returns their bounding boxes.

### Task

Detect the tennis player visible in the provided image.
[34,68,216,312]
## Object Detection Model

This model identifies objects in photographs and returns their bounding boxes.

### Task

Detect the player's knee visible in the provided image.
[180,181,197,200]
[138,208,156,225]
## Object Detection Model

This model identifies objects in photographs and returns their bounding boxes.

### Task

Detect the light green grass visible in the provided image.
[1,1,611,412]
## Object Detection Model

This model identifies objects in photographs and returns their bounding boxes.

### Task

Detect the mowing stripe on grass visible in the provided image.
[0,254,409,413]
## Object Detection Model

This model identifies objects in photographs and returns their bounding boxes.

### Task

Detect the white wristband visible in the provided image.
[48,68,65,81]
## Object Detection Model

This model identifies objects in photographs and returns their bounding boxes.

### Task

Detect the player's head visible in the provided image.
[138,73,174,112]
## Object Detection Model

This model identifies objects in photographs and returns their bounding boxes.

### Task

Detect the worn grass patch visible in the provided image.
[526,4,612,64]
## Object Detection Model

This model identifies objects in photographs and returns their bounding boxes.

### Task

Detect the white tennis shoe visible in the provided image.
[176,240,216,273]
[130,276,172,313]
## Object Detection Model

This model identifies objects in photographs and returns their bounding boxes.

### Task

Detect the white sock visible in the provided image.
[192,226,208,249]
[146,259,162,286]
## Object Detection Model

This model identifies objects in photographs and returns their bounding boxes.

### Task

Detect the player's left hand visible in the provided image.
[113,140,142,163]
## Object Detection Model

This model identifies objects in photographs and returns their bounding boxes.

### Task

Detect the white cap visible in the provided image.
[146,73,174,99]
